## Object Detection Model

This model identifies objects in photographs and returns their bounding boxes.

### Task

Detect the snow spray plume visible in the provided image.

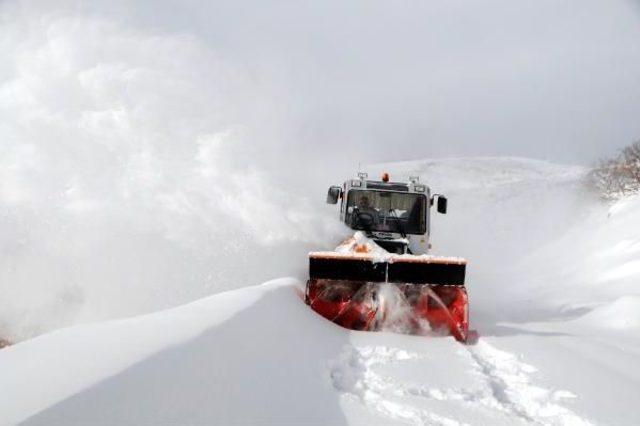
[0,9,342,341]
[375,284,416,334]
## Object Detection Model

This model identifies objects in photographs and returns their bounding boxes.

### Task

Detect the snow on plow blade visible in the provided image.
[305,253,470,342]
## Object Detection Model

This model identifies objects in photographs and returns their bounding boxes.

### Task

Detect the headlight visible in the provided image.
[351,180,362,187]
[414,185,425,192]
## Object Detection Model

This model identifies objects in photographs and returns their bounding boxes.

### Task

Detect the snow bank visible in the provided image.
[0,279,353,425]
[571,296,640,329]
[509,194,640,321]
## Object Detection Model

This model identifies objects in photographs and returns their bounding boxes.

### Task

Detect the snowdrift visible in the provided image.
[514,193,640,324]
[1,279,355,425]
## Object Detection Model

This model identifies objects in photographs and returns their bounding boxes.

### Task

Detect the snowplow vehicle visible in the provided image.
[305,172,473,343]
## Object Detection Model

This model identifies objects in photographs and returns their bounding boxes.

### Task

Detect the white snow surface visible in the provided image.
[2,157,640,426]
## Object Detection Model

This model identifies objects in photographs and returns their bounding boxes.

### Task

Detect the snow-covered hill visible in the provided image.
[2,157,640,425]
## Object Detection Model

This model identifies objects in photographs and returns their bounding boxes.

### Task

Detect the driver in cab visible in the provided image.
[353,195,379,226]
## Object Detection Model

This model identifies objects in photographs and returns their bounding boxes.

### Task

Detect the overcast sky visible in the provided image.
[4,0,640,171]
[136,1,640,165]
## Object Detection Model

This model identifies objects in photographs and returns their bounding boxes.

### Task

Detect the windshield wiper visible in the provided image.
[388,209,407,239]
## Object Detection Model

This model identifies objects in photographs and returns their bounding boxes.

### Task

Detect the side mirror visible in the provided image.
[437,196,447,214]
[326,186,341,204]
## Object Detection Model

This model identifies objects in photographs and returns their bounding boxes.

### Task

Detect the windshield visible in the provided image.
[346,190,426,234]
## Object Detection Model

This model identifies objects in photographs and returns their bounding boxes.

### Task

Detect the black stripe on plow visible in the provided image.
[309,257,466,286]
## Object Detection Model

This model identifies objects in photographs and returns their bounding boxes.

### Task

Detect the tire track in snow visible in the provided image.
[329,342,592,426]
[329,345,464,426]
[466,341,592,426]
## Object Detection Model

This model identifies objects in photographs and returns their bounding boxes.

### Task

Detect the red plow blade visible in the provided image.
[305,252,473,343]
[306,279,470,342]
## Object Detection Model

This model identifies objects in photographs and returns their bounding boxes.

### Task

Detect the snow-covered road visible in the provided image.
[331,338,592,426]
